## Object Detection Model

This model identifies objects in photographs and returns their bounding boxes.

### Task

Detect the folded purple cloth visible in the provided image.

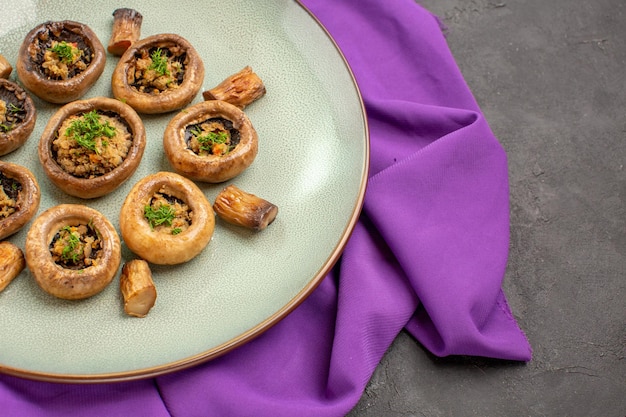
[0,0,531,415]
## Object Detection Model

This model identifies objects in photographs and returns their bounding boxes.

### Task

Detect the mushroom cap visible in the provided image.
[111,33,204,114]
[38,96,146,199]
[0,161,41,240]
[25,204,121,300]
[119,171,215,265]
[16,20,106,104]
[0,79,37,156]
[163,100,258,183]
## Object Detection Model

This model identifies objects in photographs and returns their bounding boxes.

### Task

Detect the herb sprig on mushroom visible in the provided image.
[65,110,116,154]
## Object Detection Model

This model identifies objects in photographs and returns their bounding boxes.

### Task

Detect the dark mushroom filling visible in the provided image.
[127,44,187,94]
[51,110,133,179]
[144,188,192,235]
[184,117,241,157]
[0,172,21,219]
[28,27,94,80]
[50,223,102,270]
[0,86,28,133]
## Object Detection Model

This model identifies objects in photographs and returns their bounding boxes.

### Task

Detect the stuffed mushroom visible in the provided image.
[39,96,146,199]
[25,204,121,300]
[0,79,37,156]
[16,20,106,104]
[163,100,258,183]
[119,171,215,265]
[0,161,40,240]
[111,33,204,114]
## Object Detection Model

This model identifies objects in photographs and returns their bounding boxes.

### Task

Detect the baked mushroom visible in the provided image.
[24,204,121,300]
[39,96,146,199]
[163,100,258,183]
[0,241,25,293]
[119,259,157,317]
[213,185,278,231]
[0,79,37,156]
[16,20,106,104]
[0,54,12,79]
[0,161,41,240]
[119,171,215,265]
[111,33,204,114]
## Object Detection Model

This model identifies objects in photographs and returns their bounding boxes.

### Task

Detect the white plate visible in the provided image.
[0,0,368,382]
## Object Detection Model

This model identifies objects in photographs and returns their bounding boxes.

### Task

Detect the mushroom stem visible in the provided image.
[213,185,278,231]
[120,259,157,318]
[0,241,25,293]
[107,8,143,56]
[203,66,266,109]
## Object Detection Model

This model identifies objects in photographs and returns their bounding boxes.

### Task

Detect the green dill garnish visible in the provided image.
[192,128,230,153]
[61,226,82,263]
[49,41,78,64]
[144,204,175,229]
[65,110,116,154]
[171,227,182,235]
[0,103,22,132]
[148,48,170,76]
[8,103,22,113]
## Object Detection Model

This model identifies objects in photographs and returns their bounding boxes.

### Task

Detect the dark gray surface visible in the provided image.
[348,0,626,415]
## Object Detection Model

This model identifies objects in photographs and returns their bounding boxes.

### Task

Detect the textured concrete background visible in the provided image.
[348,0,626,415]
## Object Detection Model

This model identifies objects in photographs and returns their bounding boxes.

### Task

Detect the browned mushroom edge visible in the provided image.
[163,100,258,183]
[16,20,106,104]
[0,54,13,79]
[119,171,215,265]
[111,33,204,114]
[24,204,121,300]
[0,79,37,156]
[38,96,146,199]
[0,161,41,240]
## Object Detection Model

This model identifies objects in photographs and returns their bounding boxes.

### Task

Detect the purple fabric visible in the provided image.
[0,0,532,415]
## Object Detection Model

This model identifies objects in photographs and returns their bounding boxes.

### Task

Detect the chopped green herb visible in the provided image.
[144,204,175,229]
[0,123,12,132]
[192,128,230,152]
[65,110,116,154]
[171,227,182,235]
[61,226,82,263]
[8,103,22,113]
[49,41,77,64]
[148,48,170,76]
